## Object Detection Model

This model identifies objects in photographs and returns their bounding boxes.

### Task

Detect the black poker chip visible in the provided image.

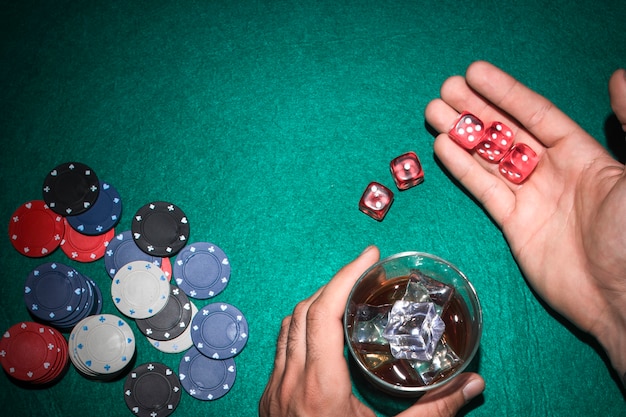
[123,362,181,417]
[135,285,193,341]
[42,162,100,216]
[131,201,190,257]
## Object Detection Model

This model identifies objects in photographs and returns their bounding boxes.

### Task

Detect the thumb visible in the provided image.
[396,373,484,417]
[609,68,626,130]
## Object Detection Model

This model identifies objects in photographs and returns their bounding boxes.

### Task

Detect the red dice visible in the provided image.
[475,121,514,163]
[390,151,424,190]
[448,112,484,150]
[448,110,540,184]
[498,143,539,184]
[359,182,394,221]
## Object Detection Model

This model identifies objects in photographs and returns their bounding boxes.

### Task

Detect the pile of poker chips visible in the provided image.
[8,161,122,262]
[0,322,69,385]
[68,314,136,380]
[3,160,249,414]
[24,262,103,331]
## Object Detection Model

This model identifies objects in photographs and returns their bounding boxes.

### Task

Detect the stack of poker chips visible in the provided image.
[24,262,103,331]
[0,322,69,385]
[68,314,136,380]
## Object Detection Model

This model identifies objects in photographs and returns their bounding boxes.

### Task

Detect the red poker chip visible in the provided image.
[161,256,172,282]
[0,322,67,383]
[8,200,64,257]
[60,219,115,262]
[37,328,69,384]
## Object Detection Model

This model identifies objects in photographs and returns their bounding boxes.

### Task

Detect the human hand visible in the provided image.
[259,246,485,417]
[425,61,626,383]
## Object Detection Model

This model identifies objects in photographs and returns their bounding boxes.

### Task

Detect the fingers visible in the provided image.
[396,373,485,417]
[305,246,380,367]
[434,132,515,224]
[270,246,380,385]
[283,287,323,374]
[425,99,516,224]
[463,61,580,148]
[271,316,291,377]
[609,68,626,130]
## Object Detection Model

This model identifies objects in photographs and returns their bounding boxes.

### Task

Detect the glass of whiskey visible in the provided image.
[343,252,482,397]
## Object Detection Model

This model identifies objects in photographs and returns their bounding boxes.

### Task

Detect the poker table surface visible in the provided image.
[1,1,625,416]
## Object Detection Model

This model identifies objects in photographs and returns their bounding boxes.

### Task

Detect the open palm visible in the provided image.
[425,61,626,378]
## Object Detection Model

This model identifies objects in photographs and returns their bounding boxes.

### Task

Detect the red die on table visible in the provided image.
[475,121,514,163]
[498,143,539,184]
[390,151,424,190]
[359,182,394,221]
[448,111,484,150]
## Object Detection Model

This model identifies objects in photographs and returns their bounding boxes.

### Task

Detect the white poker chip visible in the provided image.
[111,261,170,319]
[146,303,198,353]
[69,314,135,377]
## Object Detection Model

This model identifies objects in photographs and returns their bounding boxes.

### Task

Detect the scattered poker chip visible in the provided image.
[123,362,182,417]
[111,261,170,319]
[136,285,193,341]
[66,180,122,235]
[179,346,236,401]
[104,230,168,279]
[68,314,135,379]
[174,242,231,299]
[8,200,64,257]
[24,262,104,330]
[60,218,115,262]
[0,322,69,384]
[147,303,197,353]
[191,302,248,359]
[42,162,100,216]
[132,201,190,257]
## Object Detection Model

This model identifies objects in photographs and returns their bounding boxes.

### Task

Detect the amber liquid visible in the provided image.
[353,276,472,387]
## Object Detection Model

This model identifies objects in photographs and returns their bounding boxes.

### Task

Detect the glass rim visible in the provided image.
[343,251,483,394]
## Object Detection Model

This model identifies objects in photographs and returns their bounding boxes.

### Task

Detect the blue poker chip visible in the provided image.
[191,302,248,359]
[24,262,85,325]
[52,271,103,330]
[105,230,165,278]
[178,346,236,401]
[174,242,230,299]
[66,180,122,235]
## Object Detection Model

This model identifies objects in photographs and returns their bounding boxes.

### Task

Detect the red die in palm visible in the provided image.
[390,151,424,190]
[499,143,539,184]
[448,112,484,150]
[359,182,394,221]
[476,121,514,163]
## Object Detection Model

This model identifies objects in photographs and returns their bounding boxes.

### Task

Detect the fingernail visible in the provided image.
[462,378,485,403]
[360,245,374,255]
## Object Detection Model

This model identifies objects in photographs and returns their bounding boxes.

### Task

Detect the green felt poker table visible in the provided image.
[1,1,625,416]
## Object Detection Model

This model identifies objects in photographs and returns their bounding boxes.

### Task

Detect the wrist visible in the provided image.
[590,304,626,386]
